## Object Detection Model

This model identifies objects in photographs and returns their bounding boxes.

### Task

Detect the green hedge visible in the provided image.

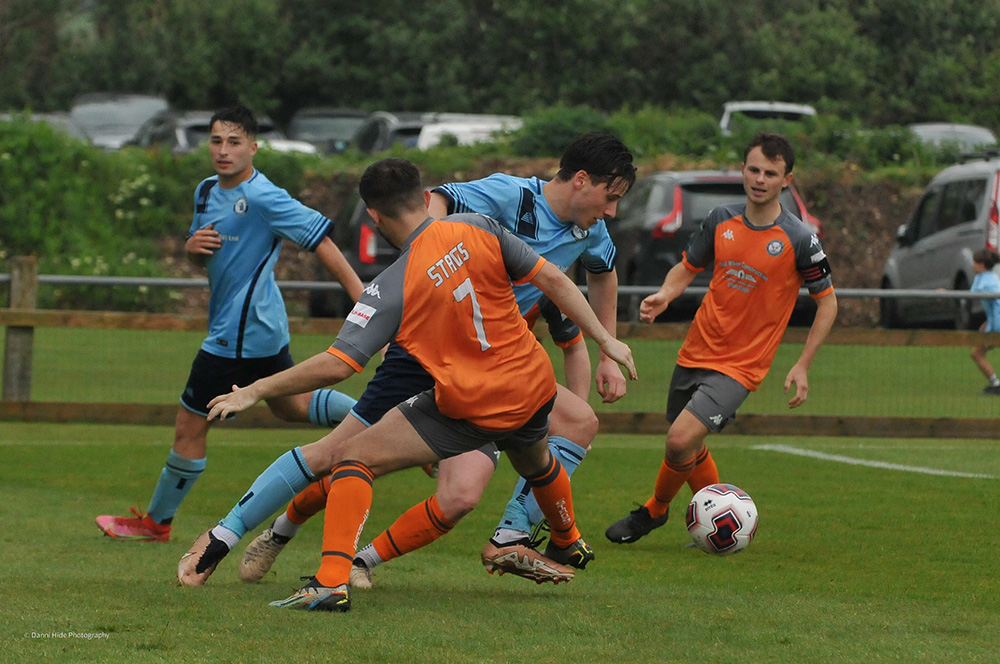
[0,106,966,310]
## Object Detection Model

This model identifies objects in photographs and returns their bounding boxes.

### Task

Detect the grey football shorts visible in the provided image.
[397,388,554,459]
[666,365,750,433]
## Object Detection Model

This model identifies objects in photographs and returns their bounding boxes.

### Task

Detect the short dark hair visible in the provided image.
[556,132,636,191]
[210,105,258,138]
[359,158,425,218]
[973,248,1000,269]
[744,132,795,174]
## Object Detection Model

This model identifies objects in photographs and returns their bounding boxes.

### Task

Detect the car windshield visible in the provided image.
[681,182,799,227]
[72,98,168,133]
[288,116,366,142]
[911,125,997,152]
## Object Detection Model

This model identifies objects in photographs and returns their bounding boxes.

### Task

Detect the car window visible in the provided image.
[938,182,967,231]
[962,178,987,222]
[911,187,943,241]
[681,183,746,228]
[937,178,987,231]
[613,178,654,227]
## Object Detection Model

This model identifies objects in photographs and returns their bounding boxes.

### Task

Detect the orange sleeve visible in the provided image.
[511,257,546,286]
[326,346,364,373]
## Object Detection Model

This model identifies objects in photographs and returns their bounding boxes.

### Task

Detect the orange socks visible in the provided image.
[644,454,697,519]
[315,461,374,588]
[687,447,719,494]
[370,495,455,562]
[286,476,332,525]
[524,455,580,547]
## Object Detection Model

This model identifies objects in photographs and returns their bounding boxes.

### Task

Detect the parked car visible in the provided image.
[286,107,368,154]
[608,170,823,321]
[880,153,1000,329]
[719,100,817,137]
[908,123,997,154]
[308,194,400,317]
[0,111,88,142]
[129,110,317,154]
[350,111,521,154]
[69,93,170,150]
[414,115,522,150]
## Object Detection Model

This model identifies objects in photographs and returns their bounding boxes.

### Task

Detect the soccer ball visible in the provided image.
[685,483,758,556]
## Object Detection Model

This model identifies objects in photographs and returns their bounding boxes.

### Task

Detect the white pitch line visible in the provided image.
[752,444,996,479]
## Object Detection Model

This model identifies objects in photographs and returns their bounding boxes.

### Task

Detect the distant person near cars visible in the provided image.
[95,104,364,543]
[605,132,838,545]
[969,248,1000,395]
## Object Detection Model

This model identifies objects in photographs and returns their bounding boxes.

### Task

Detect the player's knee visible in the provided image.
[552,404,598,443]
[436,490,479,521]
[665,432,702,463]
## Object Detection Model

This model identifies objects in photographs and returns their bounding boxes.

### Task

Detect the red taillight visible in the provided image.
[359,224,377,264]
[988,171,1000,252]
[652,185,684,239]
[789,186,823,239]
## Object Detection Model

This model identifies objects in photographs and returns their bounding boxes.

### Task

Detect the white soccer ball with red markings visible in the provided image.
[685,483,758,556]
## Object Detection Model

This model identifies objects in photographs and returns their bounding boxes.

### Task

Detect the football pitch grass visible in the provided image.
[2,423,997,663]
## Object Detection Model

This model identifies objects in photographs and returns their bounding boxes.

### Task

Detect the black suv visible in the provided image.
[609,170,822,321]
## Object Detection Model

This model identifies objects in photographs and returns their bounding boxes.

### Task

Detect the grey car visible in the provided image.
[880,153,1000,329]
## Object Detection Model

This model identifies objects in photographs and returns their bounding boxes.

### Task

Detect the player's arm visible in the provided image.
[639,261,698,323]
[206,351,355,421]
[560,341,592,400]
[531,261,636,381]
[784,291,838,408]
[586,268,627,402]
[315,236,364,303]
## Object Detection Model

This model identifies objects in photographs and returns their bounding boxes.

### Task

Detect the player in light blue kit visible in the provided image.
[429,135,638,571]
[969,248,1000,395]
[96,105,364,543]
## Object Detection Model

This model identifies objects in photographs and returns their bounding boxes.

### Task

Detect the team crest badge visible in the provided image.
[572,226,590,240]
[234,197,249,215]
[766,239,784,256]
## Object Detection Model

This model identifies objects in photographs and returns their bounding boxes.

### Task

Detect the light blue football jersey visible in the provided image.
[188,170,331,358]
[972,269,1000,332]
[433,173,616,313]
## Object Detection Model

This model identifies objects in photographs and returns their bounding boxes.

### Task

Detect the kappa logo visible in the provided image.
[722,229,735,241]
[709,414,724,426]
[363,282,381,299]
[233,197,249,215]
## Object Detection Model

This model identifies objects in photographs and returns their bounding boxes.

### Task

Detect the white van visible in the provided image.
[719,101,817,137]
[880,153,1000,328]
[415,115,522,150]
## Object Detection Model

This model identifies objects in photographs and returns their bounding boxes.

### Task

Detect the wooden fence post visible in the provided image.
[2,256,38,401]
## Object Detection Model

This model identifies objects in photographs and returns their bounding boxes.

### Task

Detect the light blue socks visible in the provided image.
[216,447,318,542]
[148,449,206,524]
[308,389,357,427]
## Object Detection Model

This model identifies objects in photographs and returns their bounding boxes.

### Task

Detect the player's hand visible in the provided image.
[599,338,637,382]
[783,364,808,408]
[639,291,669,323]
[595,355,627,403]
[206,383,260,421]
[186,225,222,256]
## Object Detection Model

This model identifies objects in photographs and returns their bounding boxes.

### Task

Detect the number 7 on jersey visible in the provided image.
[453,278,491,351]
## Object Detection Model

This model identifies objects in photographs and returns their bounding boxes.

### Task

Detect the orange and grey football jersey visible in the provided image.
[328,213,557,429]
[678,203,834,390]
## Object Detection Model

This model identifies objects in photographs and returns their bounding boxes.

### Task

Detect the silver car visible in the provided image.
[880,153,1000,328]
